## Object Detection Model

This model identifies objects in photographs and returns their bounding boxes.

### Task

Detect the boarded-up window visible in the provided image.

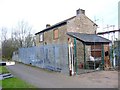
[39,33,44,42]
[53,29,59,39]
[91,44,102,57]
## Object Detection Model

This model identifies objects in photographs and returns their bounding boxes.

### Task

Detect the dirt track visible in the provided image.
[7,62,118,88]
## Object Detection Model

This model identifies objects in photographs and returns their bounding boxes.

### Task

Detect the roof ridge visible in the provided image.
[35,16,76,35]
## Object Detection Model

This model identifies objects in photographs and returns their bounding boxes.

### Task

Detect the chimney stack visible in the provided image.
[76,9,85,15]
[46,24,51,28]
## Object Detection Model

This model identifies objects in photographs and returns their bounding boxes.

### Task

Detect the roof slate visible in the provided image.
[67,32,111,43]
[35,15,98,35]
[35,16,76,35]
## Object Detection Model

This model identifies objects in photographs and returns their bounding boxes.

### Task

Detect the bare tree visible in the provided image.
[1,27,7,42]
[12,20,33,48]
[1,27,15,60]
[2,38,17,60]
[1,20,35,60]
[25,32,34,47]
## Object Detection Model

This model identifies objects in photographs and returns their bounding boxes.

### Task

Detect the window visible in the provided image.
[39,33,44,42]
[53,29,59,39]
[105,51,109,56]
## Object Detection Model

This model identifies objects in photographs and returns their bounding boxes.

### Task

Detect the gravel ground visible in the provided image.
[7,62,118,88]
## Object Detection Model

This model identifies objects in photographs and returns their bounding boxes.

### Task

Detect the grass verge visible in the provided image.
[0,66,36,88]
[2,77,35,88]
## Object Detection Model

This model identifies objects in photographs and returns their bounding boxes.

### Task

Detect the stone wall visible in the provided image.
[67,14,97,34]
[76,40,84,64]
[35,14,97,46]
[76,40,91,63]
[35,25,68,46]
[44,25,67,45]
[35,34,40,46]
[85,45,91,61]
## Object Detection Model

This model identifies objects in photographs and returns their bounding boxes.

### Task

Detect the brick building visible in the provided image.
[35,9,111,75]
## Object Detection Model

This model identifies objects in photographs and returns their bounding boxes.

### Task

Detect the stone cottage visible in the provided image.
[35,9,111,75]
[35,9,97,46]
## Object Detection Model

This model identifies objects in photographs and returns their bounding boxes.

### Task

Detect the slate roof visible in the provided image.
[35,16,76,35]
[67,32,111,44]
[35,15,98,35]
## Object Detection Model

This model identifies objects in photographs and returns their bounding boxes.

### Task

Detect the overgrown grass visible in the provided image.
[2,77,35,88]
[0,66,9,74]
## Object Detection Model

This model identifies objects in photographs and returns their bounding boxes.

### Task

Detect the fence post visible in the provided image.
[74,38,77,75]
[101,44,104,70]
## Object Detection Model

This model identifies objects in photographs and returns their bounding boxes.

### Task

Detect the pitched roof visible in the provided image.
[35,16,76,35]
[35,15,98,35]
[67,32,111,44]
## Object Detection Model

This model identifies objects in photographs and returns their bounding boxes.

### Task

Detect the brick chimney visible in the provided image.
[76,9,85,15]
[46,24,51,28]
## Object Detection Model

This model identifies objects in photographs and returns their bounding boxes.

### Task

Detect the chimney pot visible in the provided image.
[76,9,85,15]
[46,24,51,28]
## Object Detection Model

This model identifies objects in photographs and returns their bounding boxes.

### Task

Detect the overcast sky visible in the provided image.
[0,0,119,37]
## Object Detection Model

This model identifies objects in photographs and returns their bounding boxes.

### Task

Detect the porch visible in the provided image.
[67,32,111,75]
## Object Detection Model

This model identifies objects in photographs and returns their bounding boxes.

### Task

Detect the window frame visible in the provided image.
[53,29,59,40]
[39,33,44,42]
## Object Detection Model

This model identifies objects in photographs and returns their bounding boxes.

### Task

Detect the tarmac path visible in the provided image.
[7,62,118,88]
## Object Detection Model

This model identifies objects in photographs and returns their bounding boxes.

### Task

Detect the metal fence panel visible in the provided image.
[114,41,120,67]
[14,44,69,74]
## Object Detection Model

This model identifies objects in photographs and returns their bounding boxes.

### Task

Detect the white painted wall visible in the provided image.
[98,32,118,43]
[6,61,15,66]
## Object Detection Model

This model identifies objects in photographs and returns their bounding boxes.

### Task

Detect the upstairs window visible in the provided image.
[39,33,44,42]
[53,29,59,39]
